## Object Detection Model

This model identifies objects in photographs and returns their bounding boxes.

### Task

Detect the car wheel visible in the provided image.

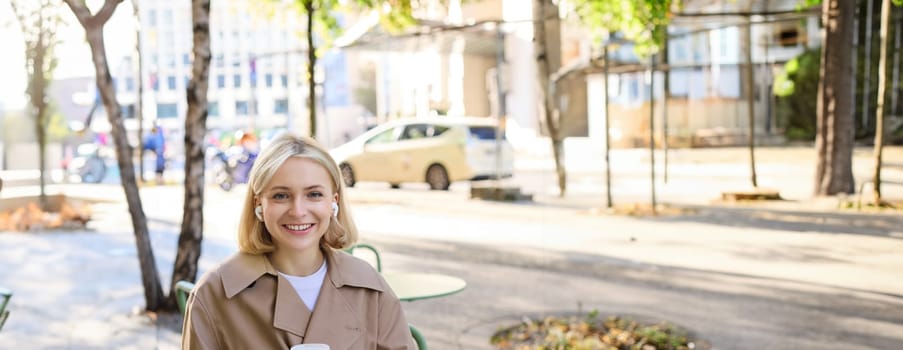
[340,163,356,188]
[426,164,450,191]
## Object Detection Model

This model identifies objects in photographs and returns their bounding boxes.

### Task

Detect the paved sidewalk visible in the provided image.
[2,146,903,349]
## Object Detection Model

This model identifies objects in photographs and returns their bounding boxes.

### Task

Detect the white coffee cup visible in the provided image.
[290,344,330,350]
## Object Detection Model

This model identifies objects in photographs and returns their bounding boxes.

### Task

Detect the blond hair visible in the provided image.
[237,133,358,254]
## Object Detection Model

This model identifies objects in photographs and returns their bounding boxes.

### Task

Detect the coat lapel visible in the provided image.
[303,254,365,350]
[273,273,313,337]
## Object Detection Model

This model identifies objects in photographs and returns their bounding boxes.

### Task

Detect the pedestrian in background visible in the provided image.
[144,125,166,184]
[181,133,415,349]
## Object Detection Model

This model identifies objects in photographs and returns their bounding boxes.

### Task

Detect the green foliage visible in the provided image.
[278,0,414,52]
[774,48,821,141]
[570,0,679,57]
[45,105,70,143]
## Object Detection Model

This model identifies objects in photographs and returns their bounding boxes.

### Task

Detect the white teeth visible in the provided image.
[286,224,313,231]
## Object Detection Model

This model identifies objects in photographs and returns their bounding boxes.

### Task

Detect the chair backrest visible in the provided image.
[344,243,383,272]
[0,288,12,332]
[175,280,196,316]
[408,323,427,350]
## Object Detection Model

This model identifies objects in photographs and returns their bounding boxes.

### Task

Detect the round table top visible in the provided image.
[382,271,467,302]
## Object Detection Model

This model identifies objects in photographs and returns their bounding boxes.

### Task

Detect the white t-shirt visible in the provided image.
[279,260,327,311]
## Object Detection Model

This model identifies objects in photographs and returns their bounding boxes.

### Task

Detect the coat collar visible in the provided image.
[218,248,387,349]
[219,248,387,298]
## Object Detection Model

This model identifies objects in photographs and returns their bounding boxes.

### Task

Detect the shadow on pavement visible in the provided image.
[648,204,903,238]
[367,235,903,350]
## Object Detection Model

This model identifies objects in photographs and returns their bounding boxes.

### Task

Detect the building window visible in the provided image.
[157,103,178,118]
[162,9,173,26]
[280,74,287,87]
[233,74,242,88]
[235,101,249,115]
[183,53,191,66]
[265,73,273,87]
[776,27,802,47]
[215,54,224,68]
[123,77,135,92]
[147,9,157,26]
[217,75,225,89]
[165,53,176,68]
[208,101,219,117]
[121,104,135,119]
[273,99,288,114]
[167,76,177,90]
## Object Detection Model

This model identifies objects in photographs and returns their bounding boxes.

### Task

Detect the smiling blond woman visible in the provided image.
[181,133,415,350]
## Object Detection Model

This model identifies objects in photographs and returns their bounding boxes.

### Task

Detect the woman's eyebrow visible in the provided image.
[266,185,324,192]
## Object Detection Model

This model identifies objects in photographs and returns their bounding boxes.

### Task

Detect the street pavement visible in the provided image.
[1,146,902,349]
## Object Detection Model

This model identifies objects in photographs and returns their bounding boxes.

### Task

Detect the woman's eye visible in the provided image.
[308,191,324,198]
[272,193,289,200]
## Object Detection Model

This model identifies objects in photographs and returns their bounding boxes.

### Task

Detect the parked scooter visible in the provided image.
[209,145,257,191]
[67,143,107,183]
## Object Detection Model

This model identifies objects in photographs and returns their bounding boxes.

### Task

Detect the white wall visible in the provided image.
[502,0,540,141]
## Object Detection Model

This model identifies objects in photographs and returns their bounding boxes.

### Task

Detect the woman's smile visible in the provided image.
[283,223,315,234]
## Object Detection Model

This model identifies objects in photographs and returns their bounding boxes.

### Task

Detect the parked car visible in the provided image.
[330,117,514,190]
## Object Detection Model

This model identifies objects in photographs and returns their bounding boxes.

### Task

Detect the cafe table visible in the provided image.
[382,271,467,302]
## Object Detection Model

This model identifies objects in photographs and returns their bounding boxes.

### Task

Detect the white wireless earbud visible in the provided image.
[255,205,263,221]
[332,202,339,218]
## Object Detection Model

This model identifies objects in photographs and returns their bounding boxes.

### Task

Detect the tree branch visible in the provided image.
[94,0,124,25]
[62,0,123,28]
[62,0,91,27]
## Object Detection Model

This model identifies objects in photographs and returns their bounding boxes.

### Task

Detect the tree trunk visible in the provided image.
[872,0,891,205]
[132,0,146,183]
[31,38,49,209]
[862,0,875,135]
[306,1,318,139]
[743,20,758,188]
[65,0,165,311]
[533,0,566,196]
[14,0,55,209]
[815,0,856,196]
[170,0,211,310]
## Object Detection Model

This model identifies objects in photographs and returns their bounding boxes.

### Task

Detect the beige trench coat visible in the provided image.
[181,248,415,350]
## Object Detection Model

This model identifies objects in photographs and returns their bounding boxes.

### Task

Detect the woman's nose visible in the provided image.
[290,200,312,216]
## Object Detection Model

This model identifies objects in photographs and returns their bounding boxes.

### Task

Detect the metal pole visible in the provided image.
[604,45,612,208]
[494,25,507,192]
[662,41,669,184]
[321,66,329,148]
[286,51,293,133]
[649,54,657,214]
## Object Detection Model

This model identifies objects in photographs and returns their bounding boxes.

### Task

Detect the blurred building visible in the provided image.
[338,0,826,151]
[584,0,822,148]
[335,0,553,149]
[109,0,366,147]
[129,0,305,136]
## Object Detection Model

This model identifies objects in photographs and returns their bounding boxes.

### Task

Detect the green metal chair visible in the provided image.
[344,243,383,272]
[408,323,428,350]
[175,280,195,316]
[0,287,12,332]
[174,279,426,349]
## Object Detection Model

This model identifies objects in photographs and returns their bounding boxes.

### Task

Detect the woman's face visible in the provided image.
[258,157,337,255]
